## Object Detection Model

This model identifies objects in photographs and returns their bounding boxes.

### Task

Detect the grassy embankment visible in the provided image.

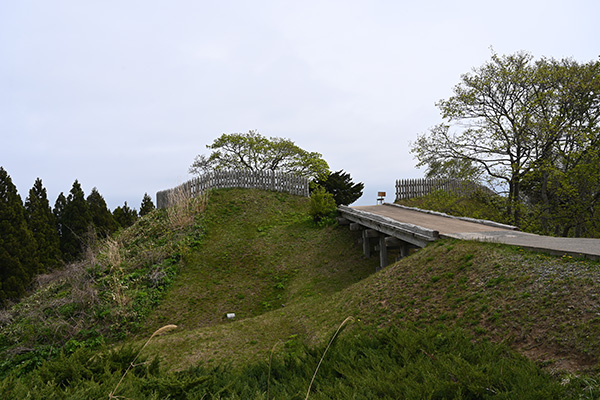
[1,188,600,398]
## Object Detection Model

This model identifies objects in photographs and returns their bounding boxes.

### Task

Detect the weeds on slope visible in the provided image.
[0,190,207,378]
[0,319,594,399]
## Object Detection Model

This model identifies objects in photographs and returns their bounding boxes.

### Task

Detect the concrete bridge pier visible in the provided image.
[361,229,379,259]
[385,237,414,260]
[355,227,416,271]
[337,209,438,272]
[374,236,417,271]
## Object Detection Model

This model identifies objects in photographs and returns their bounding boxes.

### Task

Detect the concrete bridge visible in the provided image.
[338,203,600,270]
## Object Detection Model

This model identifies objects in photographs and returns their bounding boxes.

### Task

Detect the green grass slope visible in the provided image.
[342,240,600,371]
[141,189,375,333]
[139,188,378,368]
[147,234,600,377]
[2,188,600,398]
[142,189,600,376]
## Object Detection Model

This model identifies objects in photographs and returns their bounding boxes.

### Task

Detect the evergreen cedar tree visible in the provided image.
[53,192,67,240]
[139,193,155,217]
[0,167,39,302]
[87,187,119,238]
[58,180,92,262]
[311,170,364,206]
[25,178,62,271]
[113,202,138,228]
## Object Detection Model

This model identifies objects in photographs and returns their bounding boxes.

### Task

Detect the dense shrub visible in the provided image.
[309,187,338,225]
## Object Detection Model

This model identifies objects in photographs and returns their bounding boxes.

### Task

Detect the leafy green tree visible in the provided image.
[113,202,138,228]
[87,187,118,238]
[412,51,600,232]
[189,130,330,179]
[523,139,600,237]
[0,167,39,301]
[24,178,62,271]
[59,180,92,261]
[412,52,540,225]
[139,193,155,217]
[423,158,483,182]
[311,170,364,205]
[521,58,600,236]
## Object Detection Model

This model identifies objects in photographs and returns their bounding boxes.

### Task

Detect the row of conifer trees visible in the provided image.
[0,167,155,303]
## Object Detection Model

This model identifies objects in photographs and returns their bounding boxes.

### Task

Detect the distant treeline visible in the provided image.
[0,167,155,303]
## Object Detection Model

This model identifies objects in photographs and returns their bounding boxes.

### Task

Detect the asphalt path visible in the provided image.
[353,204,600,260]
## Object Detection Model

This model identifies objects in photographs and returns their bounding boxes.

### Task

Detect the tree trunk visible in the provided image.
[513,178,521,227]
[507,176,522,227]
[540,169,550,234]
[507,182,514,224]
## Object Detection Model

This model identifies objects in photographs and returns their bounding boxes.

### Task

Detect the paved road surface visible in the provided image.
[354,204,600,260]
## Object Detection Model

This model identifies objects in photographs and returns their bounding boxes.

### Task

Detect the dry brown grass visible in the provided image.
[0,261,103,347]
[166,186,209,230]
[35,262,98,308]
[104,237,123,269]
[93,236,131,312]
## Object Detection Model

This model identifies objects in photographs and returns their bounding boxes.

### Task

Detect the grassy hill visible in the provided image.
[1,188,600,398]
[138,188,378,369]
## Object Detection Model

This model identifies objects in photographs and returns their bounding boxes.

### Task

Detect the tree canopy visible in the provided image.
[411,51,600,235]
[189,130,330,179]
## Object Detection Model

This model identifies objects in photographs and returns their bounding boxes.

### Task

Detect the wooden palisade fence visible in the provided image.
[395,178,488,201]
[156,170,310,209]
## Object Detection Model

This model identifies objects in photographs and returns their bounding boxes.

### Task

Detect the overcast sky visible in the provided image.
[2,1,599,209]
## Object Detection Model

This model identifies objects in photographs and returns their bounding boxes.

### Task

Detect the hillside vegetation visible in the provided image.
[1,188,600,398]
[395,188,511,226]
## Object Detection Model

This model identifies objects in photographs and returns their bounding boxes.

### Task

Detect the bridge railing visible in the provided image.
[156,170,310,208]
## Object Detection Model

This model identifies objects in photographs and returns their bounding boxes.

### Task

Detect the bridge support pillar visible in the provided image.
[400,243,411,258]
[382,237,416,265]
[362,229,379,258]
[378,236,388,272]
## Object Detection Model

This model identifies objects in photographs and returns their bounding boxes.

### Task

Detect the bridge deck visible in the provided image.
[344,203,600,261]
[353,204,515,235]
